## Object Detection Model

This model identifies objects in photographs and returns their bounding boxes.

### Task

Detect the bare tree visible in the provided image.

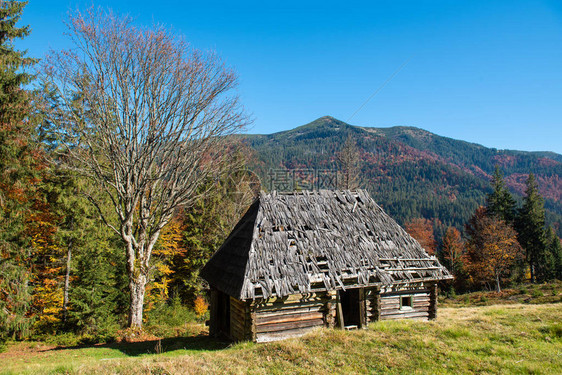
[41,8,248,328]
[337,135,361,190]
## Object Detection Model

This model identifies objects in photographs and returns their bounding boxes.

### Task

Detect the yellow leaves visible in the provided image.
[27,198,68,327]
[32,281,64,328]
[146,218,187,308]
[193,296,208,318]
[157,263,173,276]
[144,276,171,312]
[155,220,185,258]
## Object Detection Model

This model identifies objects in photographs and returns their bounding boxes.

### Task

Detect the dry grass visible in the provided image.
[2,303,561,374]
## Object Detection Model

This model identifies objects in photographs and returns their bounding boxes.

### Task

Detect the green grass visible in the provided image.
[1,303,561,374]
[440,280,562,307]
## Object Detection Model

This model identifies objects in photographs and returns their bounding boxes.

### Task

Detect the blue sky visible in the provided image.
[18,0,562,153]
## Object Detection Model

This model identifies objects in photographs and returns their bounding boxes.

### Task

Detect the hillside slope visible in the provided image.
[244,116,562,236]
[3,303,561,374]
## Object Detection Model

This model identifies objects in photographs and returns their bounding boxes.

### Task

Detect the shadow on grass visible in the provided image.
[46,334,231,357]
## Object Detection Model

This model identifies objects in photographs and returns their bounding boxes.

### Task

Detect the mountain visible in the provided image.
[243,116,562,238]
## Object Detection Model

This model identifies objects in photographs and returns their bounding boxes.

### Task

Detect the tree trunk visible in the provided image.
[495,273,501,293]
[62,241,72,323]
[128,274,147,329]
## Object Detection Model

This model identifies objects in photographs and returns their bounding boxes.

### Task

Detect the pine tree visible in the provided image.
[67,223,126,337]
[545,226,562,280]
[516,173,547,283]
[0,0,37,345]
[37,170,127,335]
[485,166,516,223]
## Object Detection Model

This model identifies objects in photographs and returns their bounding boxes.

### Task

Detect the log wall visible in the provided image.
[254,293,329,343]
[224,284,438,342]
[230,297,254,341]
[379,289,431,320]
[365,287,381,322]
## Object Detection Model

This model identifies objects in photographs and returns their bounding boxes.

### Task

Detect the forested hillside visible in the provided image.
[245,116,562,237]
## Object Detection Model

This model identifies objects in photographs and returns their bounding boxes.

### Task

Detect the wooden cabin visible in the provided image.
[200,190,452,342]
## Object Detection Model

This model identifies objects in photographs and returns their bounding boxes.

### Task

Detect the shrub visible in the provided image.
[531,290,544,298]
[447,287,457,299]
[145,294,197,337]
[193,296,209,321]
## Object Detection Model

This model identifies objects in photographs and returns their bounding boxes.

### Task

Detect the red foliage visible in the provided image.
[404,218,436,255]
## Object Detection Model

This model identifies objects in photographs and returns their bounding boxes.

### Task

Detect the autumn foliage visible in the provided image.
[404,218,437,255]
[193,296,208,319]
[465,207,524,292]
[442,227,465,275]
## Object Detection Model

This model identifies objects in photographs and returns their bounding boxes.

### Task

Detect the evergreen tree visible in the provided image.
[0,0,37,345]
[485,165,516,223]
[516,173,547,282]
[67,224,126,337]
[36,169,127,336]
[545,226,562,280]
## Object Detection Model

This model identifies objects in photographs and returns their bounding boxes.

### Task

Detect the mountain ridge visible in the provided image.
[243,116,562,237]
[249,115,560,157]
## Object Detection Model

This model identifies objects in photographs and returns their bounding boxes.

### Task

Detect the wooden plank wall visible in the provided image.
[379,289,430,320]
[254,293,329,343]
[230,297,254,341]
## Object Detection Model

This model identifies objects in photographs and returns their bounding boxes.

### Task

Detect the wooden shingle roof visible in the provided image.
[200,189,452,300]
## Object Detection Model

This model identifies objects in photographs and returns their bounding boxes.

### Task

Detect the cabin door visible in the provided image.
[338,288,364,328]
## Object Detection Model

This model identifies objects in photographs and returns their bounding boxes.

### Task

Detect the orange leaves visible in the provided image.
[442,226,465,276]
[404,218,436,255]
[464,208,523,291]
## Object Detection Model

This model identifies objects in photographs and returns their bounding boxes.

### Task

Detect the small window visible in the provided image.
[400,296,413,310]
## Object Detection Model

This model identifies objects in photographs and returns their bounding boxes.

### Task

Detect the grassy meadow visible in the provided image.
[2,285,561,374]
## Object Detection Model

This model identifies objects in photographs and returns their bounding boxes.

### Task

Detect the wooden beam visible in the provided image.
[428,282,438,320]
[325,291,336,328]
[359,288,366,328]
[336,292,344,329]
[257,311,324,325]
[256,318,325,333]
